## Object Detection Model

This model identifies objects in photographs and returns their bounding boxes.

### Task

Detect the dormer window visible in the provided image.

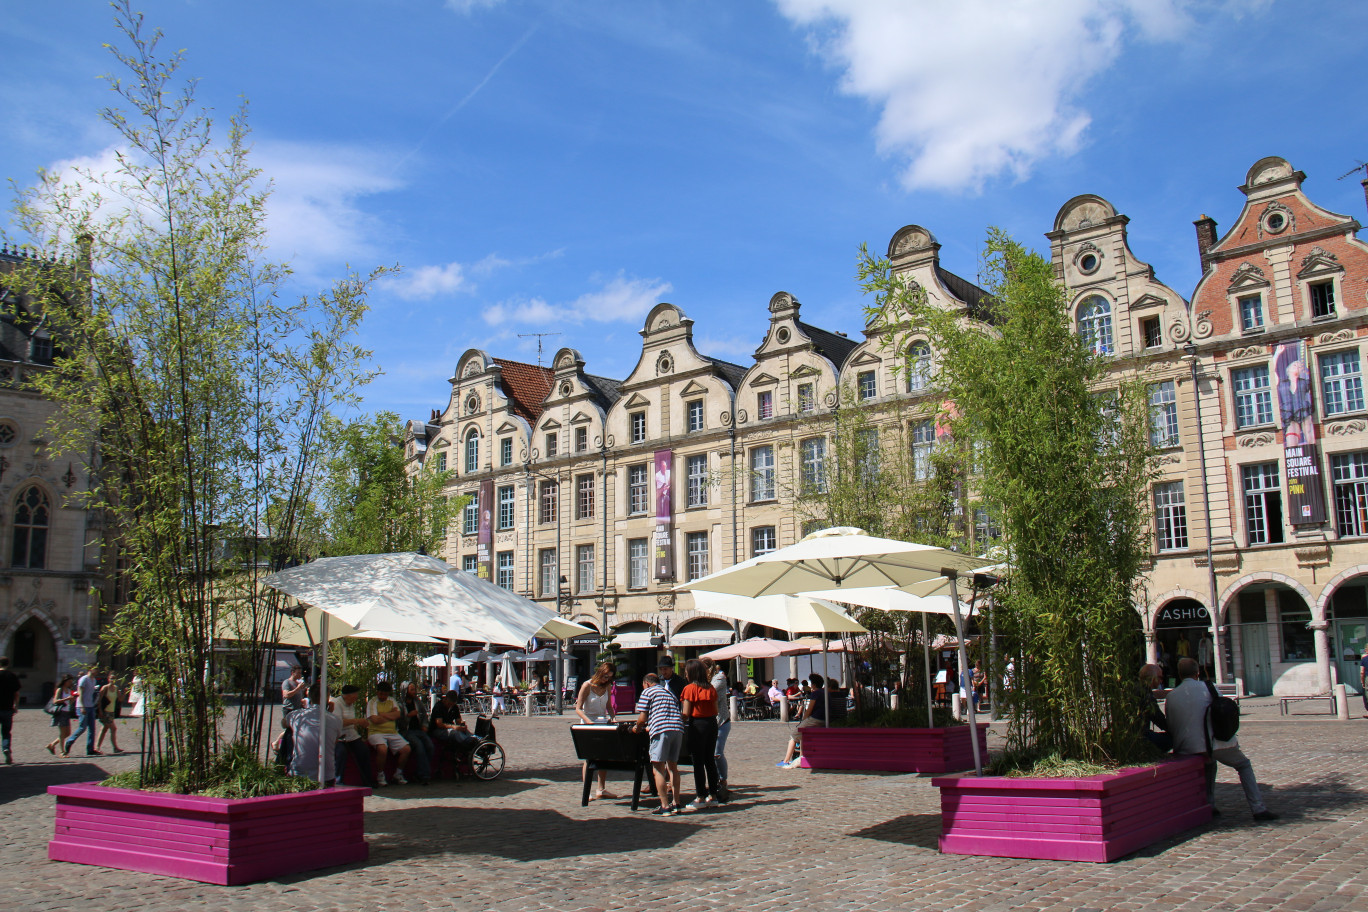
[630,411,646,444]
[906,342,931,392]
[858,371,876,401]
[1310,281,1336,321]
[500,438,513,466]
[464,430,480,473]
[575,427,588,453]
[30,334,52,364]
[687,399,704,433]
[1141,316,1163,349]
[756,391,773,420]
[1239,295,1265,334]
[545,433,558,458]
[797,383,815,414]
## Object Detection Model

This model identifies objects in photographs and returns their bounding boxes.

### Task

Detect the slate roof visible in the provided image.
[492,358,554,424]
[797,320,858,370]
[704,356,747,391]
[583,373,623,408]
[937,266,998,323]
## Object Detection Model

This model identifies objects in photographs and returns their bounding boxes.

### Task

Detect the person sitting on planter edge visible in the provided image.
[366,681,410,786]
[1165,657,1278,822]
[333,684,378,788]
[1137,664,1171,752]
[778,673,829,769]
[289,683,341,786]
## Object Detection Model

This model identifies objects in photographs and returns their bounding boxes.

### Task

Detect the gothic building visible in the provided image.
[408,157,1368,697]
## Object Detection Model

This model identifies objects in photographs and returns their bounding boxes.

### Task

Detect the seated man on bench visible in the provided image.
[366,680,410,786]
[429,689,480,758]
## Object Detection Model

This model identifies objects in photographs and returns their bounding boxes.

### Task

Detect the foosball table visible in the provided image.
[570,722,693,810]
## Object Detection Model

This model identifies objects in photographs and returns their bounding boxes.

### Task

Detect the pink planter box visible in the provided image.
[800,724,989,774]
[933,754,1210,862]
[49,782,370,885]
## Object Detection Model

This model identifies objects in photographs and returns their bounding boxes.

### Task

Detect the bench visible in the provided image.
[1279,693,1337,716]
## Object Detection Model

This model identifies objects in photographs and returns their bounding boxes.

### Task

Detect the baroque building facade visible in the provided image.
[0,247,102,704]
[408,157,1368,698]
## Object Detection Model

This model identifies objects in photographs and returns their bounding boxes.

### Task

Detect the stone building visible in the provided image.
[0,247,101,704]
[408,157,1368,698]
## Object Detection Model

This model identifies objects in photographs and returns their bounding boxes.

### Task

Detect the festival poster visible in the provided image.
[1274,340,1327,524]
[653,448,674,580]
[477,478,494,580]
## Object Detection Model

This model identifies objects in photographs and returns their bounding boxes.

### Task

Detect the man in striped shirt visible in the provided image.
[633,672,684,815]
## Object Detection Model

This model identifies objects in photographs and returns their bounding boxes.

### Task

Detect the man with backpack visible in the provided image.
[1165,657,1277,822]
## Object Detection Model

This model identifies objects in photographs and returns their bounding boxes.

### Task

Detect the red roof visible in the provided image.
[493,358,553,424]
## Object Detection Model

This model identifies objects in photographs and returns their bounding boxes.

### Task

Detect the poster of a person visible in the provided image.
[1275,341,1316,446]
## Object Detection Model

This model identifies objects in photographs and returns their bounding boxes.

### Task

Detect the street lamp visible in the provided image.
[555,575,571,713]
[1184,340,1227,684]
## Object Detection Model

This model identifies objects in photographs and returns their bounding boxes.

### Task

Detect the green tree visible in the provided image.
[317,412,460,689]
[861,229,1155,765]
[9,3,383,790]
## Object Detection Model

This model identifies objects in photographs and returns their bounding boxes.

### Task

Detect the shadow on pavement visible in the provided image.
[0,762,112,805]
[362,805,702,863]
[848,813,941,851]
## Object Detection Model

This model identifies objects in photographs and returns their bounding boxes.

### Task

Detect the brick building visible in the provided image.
[408,157,1368,697]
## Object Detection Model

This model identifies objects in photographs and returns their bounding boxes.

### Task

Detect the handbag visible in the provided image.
[43,696,58,716]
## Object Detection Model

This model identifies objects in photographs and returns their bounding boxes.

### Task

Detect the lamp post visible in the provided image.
[556,575,571,713]
[1184,340,1227,684]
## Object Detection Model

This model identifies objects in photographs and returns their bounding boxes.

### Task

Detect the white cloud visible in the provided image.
[254,141,401,269]
[695,335,759,361]
[482,273,672,327]
[445,0,505,13]
[386,262,470,300]
[774,0,1196,192]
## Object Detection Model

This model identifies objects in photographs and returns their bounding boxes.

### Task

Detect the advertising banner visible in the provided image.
[1274,340,1327,524]
[653,448,674,581]
[477,478,494,580]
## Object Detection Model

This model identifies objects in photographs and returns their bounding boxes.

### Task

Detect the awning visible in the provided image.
[670,631,735,647]
[611,632,658,650]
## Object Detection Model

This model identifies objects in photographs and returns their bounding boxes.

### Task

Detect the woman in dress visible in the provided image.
[575,661,618,800]
[680,658,720,811]
[95,673,124,753]
[46,674,76,755]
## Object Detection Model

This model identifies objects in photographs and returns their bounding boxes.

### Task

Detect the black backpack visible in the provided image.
[1204,681,1240,743]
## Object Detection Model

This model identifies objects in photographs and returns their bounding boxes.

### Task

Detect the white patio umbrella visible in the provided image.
[679,527,989,598]
[690,591,866,724]
[701,637,815,661]
[418,653,457,668]
[262,552,592,783]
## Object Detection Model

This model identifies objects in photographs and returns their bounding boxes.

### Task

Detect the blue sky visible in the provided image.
[4,0,1367,422]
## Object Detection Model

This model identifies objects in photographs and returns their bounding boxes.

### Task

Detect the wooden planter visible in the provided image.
[932,754,1210,862]
[799,724,989,774]
[49,782,369,885]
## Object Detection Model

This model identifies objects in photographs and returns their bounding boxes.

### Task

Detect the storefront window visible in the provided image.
[1278,590,1314,662]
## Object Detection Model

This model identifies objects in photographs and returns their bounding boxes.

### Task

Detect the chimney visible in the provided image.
[1194,215,1218,268]
[1361,178,1368,220]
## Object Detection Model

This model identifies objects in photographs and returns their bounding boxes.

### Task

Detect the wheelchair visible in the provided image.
[442,715,505,781]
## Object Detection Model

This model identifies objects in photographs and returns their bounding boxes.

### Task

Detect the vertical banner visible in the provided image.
[653,448,674,580]
[477,478,494,580]
[1275,340,1327,524]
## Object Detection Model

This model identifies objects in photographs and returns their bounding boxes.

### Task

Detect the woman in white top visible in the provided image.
[575,661,618,801]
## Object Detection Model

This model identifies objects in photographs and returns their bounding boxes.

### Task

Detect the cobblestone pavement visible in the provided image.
[2,708,1366,912]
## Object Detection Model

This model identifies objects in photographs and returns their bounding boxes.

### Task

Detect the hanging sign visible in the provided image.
[1275,340,1327,524]
[653,448,674,580]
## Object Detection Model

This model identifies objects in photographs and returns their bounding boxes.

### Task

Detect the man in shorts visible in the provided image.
[365,681,410,786]
[633,672,684,815]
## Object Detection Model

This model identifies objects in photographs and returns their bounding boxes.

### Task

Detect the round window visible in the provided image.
[0,422,16,447]
[1264,211,1287,234]
[1078,252,1099,274]
[559,381,573,397]
[776,327,791,344]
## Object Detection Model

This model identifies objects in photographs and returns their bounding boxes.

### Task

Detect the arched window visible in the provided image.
[464,429,480,474]
[1077,296,1114,356]
[906,341,931,392]
[12,486,49,569]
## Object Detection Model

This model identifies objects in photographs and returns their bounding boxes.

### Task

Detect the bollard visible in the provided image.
[779,694,790,723]
[524,694,533,718]
[1335,683,1350,720]
[729,694,740,723]
[950,693,963,721]
[890,692,899,711]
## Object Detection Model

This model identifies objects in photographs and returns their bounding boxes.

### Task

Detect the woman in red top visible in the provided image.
[680,658,720,811]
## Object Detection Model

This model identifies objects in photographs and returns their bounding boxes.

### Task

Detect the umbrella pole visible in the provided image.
[319,612,329,787]
[922,611,934,727]
[822,635,830,728]
[944,570,982,776]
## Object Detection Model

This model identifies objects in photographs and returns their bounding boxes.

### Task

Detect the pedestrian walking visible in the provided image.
[46,674,77,756]
[95,673,124,753]
[0,657,20,763]
[64,666,102,757]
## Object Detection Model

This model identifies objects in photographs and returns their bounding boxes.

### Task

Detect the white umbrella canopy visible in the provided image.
[690,591,866,637]
[262,552,590,646]
[418,653,461,668]
[807,587,966,616]
[678,527,990,598]
[347,629,444,644]
[702,637,814,661]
